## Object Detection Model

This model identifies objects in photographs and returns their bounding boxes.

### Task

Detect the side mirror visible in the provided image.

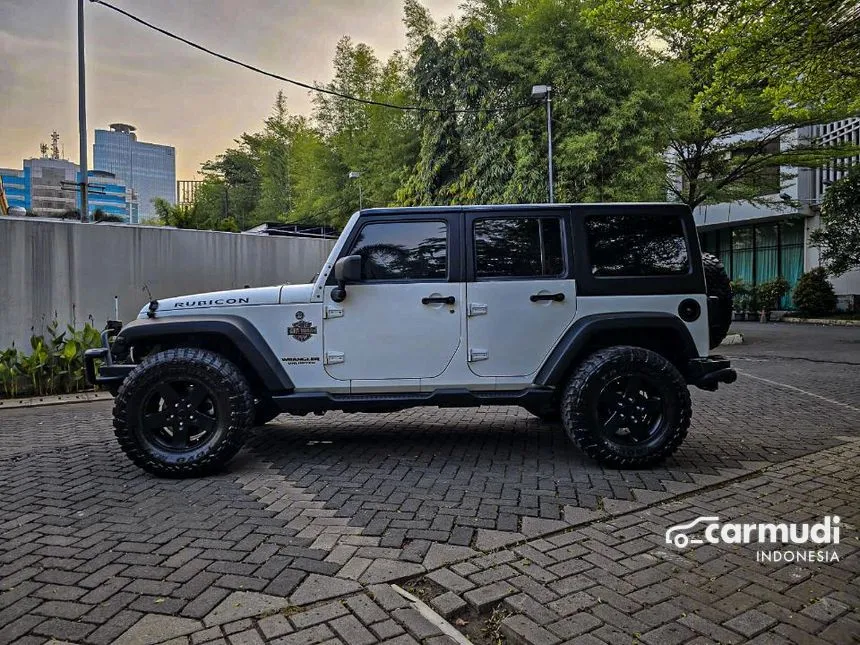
[335,255,362,283]
[331,254,362,302]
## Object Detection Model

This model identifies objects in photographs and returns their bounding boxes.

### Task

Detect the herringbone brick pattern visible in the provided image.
[0,324,858,643]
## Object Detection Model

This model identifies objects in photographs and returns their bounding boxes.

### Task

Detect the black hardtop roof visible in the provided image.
[357,203,691,217]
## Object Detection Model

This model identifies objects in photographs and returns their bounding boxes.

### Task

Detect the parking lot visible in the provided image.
[1,322,858,644]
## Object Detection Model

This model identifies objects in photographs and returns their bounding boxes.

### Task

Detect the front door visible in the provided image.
[466,212,577,377]
[323,218,461,382]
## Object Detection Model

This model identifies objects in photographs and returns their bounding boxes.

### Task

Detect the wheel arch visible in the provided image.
[535,313,699,387]
[116,316,294,396]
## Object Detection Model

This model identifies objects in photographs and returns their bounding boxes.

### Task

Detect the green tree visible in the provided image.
[400,0,670,205]
[810,167,860,276]
[589,0,859,210]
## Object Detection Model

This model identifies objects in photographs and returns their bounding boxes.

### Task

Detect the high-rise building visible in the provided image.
[1,161,133,221]
[93,123,176,220]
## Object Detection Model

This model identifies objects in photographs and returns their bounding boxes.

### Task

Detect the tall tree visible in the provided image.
[589,0,859,209]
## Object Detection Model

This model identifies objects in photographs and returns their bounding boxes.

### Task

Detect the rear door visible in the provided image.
[465,210,577,378]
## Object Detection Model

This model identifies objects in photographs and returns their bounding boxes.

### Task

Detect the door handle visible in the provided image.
[422,295,456,305]
[530,293,565,302]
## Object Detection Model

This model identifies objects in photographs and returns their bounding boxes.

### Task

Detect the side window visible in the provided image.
[585,214,689,277]
[349,220,447,281]
[474,217,565,279]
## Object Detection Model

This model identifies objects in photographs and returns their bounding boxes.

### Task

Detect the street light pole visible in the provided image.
[77,0,89,222]
[348,171,362,211]
[531,84,554,203]
[545,87,554,204]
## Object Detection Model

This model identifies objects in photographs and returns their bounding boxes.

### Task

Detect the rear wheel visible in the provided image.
[561,346,690,467]
[113,348,253,477]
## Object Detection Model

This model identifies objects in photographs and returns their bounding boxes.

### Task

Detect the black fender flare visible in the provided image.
[116,315,294,393]
[535,312,699,387]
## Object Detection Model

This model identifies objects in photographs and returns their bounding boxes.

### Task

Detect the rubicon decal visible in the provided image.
[174,298,250,308]
[665,515,841,563]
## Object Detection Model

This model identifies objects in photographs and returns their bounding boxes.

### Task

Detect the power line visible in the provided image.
[89,0,534,115]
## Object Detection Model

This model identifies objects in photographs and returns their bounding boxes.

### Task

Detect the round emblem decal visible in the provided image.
[295,311,305,320]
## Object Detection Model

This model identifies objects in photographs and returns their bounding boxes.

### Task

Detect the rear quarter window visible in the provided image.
[585,214,690,277]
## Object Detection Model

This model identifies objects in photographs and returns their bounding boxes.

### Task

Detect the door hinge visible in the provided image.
[467,302,488,317]
[324,305,344,319]
[324,351,344,365]
[468,348,489,362]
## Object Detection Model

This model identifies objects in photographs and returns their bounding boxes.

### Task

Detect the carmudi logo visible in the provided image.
[665,515,841,563]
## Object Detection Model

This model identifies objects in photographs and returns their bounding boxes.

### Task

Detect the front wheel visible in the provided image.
[561,346,691,467]
[113,348,254,477]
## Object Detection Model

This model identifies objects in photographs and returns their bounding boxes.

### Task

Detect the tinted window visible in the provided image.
[585,214,689,277]
[474,217,564,278]
[349,221,447,280]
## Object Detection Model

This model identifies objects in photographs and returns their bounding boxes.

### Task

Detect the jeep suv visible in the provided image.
[86,204,735,476]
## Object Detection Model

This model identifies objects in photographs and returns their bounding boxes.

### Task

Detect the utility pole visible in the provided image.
[531,84,554,203]
[77,0,89,222]
[545,87,554,204]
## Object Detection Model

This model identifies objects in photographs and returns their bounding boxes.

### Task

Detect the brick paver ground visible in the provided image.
[1,323,857,644]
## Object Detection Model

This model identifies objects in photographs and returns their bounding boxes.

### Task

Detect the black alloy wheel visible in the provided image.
[138,379,220,452]
[592,372,665,448]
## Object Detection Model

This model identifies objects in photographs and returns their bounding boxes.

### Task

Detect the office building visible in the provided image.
[690,118,860,309]
[1,161,133,221]
[93,123,176,220]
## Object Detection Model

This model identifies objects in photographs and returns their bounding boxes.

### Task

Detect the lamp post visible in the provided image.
[78,0,89,221]
[348,171,362,211]
[531,84,554,203]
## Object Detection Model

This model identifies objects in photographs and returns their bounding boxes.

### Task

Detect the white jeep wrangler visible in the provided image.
[86,204,735,476]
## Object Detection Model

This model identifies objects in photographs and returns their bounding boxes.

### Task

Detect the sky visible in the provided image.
[0,0,460,179]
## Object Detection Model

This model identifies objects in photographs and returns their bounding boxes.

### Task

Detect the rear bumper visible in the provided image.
[84,330,134,390]
[687,356,737,391]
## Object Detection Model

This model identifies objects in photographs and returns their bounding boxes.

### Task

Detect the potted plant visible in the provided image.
[755,277,790,322]
[730,279,748,320]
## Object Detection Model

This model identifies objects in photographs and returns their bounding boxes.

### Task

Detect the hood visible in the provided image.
[139,285,283,318]
[279,283,315,304]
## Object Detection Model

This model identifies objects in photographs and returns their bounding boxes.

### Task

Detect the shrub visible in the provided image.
[793,268,837,316]
[730,278,749,312]
[755,277,790,312]
[0,319,102,398]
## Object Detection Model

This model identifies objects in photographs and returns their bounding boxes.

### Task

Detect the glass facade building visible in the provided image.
[1,163,132,221]
[691,118,860,309]
[93,124,175,221]
[699,218,805,309]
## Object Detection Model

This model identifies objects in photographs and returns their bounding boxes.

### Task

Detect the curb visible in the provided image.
[720,332,744,345]
[0,391,113,410]
[782,317,860,327]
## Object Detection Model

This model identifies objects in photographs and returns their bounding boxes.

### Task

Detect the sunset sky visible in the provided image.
[0,0,460,178]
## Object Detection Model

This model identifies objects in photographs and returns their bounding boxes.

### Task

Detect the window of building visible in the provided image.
[585,214,689,277]
[698,218,806,308]
[348,221,447,281]
[474,217,564,278]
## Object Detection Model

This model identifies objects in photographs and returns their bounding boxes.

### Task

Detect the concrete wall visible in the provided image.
[0,217,334,349]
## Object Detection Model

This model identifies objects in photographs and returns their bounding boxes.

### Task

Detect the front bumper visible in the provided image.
[687,356,737,391]
[84,330,134,389]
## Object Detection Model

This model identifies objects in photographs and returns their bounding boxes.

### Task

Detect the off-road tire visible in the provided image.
[113,348,253,477]
[254,399,281,426]
[561,346,691,467]
[702,252,732,349]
